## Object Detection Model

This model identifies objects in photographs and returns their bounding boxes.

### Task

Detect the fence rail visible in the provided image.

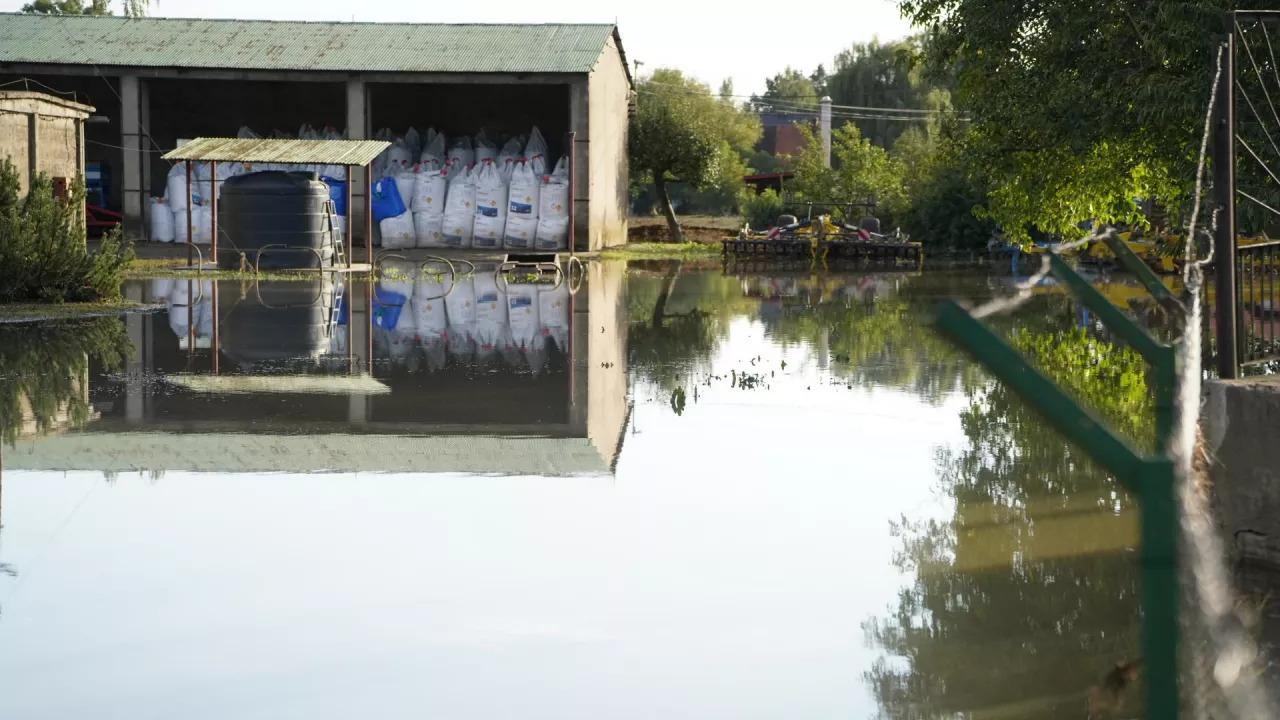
[1236,239,1280,366]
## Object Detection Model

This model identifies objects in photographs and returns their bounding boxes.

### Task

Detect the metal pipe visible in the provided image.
[365,274,374,375]
[210,160,218,268]
[567,130,576,256]
[1215,32,1240,378]
[211,280,220,374]
[185,160,193,267]
[345,167,354,269]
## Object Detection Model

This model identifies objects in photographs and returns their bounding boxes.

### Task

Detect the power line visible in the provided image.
[634,88,968,123]
[640,78,963,115]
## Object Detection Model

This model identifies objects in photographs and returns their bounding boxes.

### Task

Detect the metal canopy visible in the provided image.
[162,137,390,167]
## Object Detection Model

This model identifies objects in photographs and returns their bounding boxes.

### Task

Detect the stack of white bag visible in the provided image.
[504,161,540,249]
[420,129,446,171]
[148,197,175,243]
[536,158,571,250]
[472,160,509,249]
[524,127,549,177]
[441,165,477,248]
[411,164,448,248]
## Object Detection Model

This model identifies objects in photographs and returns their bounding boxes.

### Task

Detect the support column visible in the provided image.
[346,77,368,252]
[125,282,144,423]
[140,78,152,210]
[120,74,144,240]
[569,78,590,252]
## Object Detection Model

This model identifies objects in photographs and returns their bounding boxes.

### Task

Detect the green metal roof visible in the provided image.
[0,14,618,74]
[163,137,391,166]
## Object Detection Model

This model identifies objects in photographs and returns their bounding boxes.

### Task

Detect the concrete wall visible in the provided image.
[586,34,631,250]
[1203,376,1280,566]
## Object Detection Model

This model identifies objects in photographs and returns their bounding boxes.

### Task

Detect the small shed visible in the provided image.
[0,90,94,197]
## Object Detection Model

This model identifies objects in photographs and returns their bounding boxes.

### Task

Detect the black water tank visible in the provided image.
[217,278,337,367]
[218,171,334,270]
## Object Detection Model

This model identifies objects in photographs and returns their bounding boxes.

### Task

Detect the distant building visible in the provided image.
[757,110,818,159]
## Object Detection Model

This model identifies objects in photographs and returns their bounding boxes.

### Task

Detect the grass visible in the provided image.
[0,300,163,323]
[629,215,743,231]
[601,242,722,260]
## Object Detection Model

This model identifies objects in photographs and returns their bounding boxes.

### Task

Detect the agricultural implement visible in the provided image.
[721,201,922,268]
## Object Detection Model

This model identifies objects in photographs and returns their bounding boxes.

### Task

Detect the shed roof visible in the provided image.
[0,14,619,75]
[163,137,391,166]
[0,90,94,116]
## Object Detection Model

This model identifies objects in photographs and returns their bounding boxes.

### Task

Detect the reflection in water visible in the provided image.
[0,262,1158,718]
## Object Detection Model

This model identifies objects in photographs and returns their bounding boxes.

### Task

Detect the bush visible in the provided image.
[0,157,133,304]
[742,188,783,230]
[898,166,997,253]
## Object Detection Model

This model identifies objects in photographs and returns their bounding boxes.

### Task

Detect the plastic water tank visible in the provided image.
[217,171,335,270]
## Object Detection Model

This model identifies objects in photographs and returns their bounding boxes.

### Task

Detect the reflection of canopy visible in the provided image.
[9,433,610,476]
[163,374,390,395]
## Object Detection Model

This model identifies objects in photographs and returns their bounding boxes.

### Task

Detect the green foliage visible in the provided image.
[789,122,906,216]
[898,164,996,252]
[898,0,1250,240]
[0,158,134,304]
[753,67,820,112]
[827,36,955,149]
[21,0,152,15]
[741,188,783,231]
[0,316,132,445]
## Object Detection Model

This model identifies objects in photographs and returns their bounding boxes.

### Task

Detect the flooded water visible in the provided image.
[0,261,1151,719]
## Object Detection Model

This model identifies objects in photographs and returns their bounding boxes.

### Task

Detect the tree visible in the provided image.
[897,0,1260,241]
[827,36,953,149]
[630,69,761,237]
[753,67,820,112]
[789,122,906,217]
[21,0,152,16]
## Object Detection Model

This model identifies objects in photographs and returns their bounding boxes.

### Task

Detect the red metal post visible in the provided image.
[365,274,374,375]
[345,166,354,269]
[209,160,218,268]
[185,160,193,267]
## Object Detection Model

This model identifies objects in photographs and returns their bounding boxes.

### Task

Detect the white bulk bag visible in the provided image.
[441,167,476,248]
[193,206,213,245]
[447,136,475,169]
[172,207,191,243]
[420,130,446,171]
[149,197,175,243]
[474,130,498,164]
[165,164,192,211]
[380,212,416,250]
[472,161,509,249]
[413,211,445,248]
[524,126,548,176]
[194,161,212,182]
[540,159,570,219]
[497,137,524,181]
[506,283,541,349]
[388,138,414,168]
[236,126,262,139]
[535,217,570,251]
[410,168,448,213]
[539,283,570,351]
[405,127,422,159]
[504,162,541,249]
[393,167,417,210]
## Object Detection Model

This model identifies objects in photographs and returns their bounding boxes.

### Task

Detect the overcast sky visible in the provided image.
[0,0,916,95]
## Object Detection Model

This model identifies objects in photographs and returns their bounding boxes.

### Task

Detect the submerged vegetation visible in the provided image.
[0,159,133,304]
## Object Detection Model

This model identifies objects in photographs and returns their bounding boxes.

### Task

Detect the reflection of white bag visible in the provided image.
[379,213,416,250]
[444,274,476,344]
[380,258,417,299]
[412,272,449,337]
[539,283,570,351]
[442,167,476,248]
[150,278,174,302]
[149,197,175,242]
[506,284,541,349]
[413,211,445,248]
[472,161,508,249]
[473,270,508,333]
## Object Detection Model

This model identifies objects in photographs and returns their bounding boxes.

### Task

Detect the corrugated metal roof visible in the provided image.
[0,14,616,74]
[162,138,390,166]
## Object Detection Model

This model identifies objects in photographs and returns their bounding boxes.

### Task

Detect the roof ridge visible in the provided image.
[0,13,616,29]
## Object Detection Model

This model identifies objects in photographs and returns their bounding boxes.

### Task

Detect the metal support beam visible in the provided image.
[119,74,144,240]
[1215,33,1240,379]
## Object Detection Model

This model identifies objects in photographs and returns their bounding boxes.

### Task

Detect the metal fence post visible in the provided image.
[1215,31,1240,379]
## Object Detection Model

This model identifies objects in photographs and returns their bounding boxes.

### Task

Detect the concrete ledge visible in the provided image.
[1204,376,1280,566]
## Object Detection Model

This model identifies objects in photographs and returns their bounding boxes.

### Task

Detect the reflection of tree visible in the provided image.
[865,313,1154,718]
[0,317,132,445]
[626,262,756,392]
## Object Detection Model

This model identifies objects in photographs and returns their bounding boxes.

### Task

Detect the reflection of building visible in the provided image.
[8,263,629,476]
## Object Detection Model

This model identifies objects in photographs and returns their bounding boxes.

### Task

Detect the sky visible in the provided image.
[0,0,917,95]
